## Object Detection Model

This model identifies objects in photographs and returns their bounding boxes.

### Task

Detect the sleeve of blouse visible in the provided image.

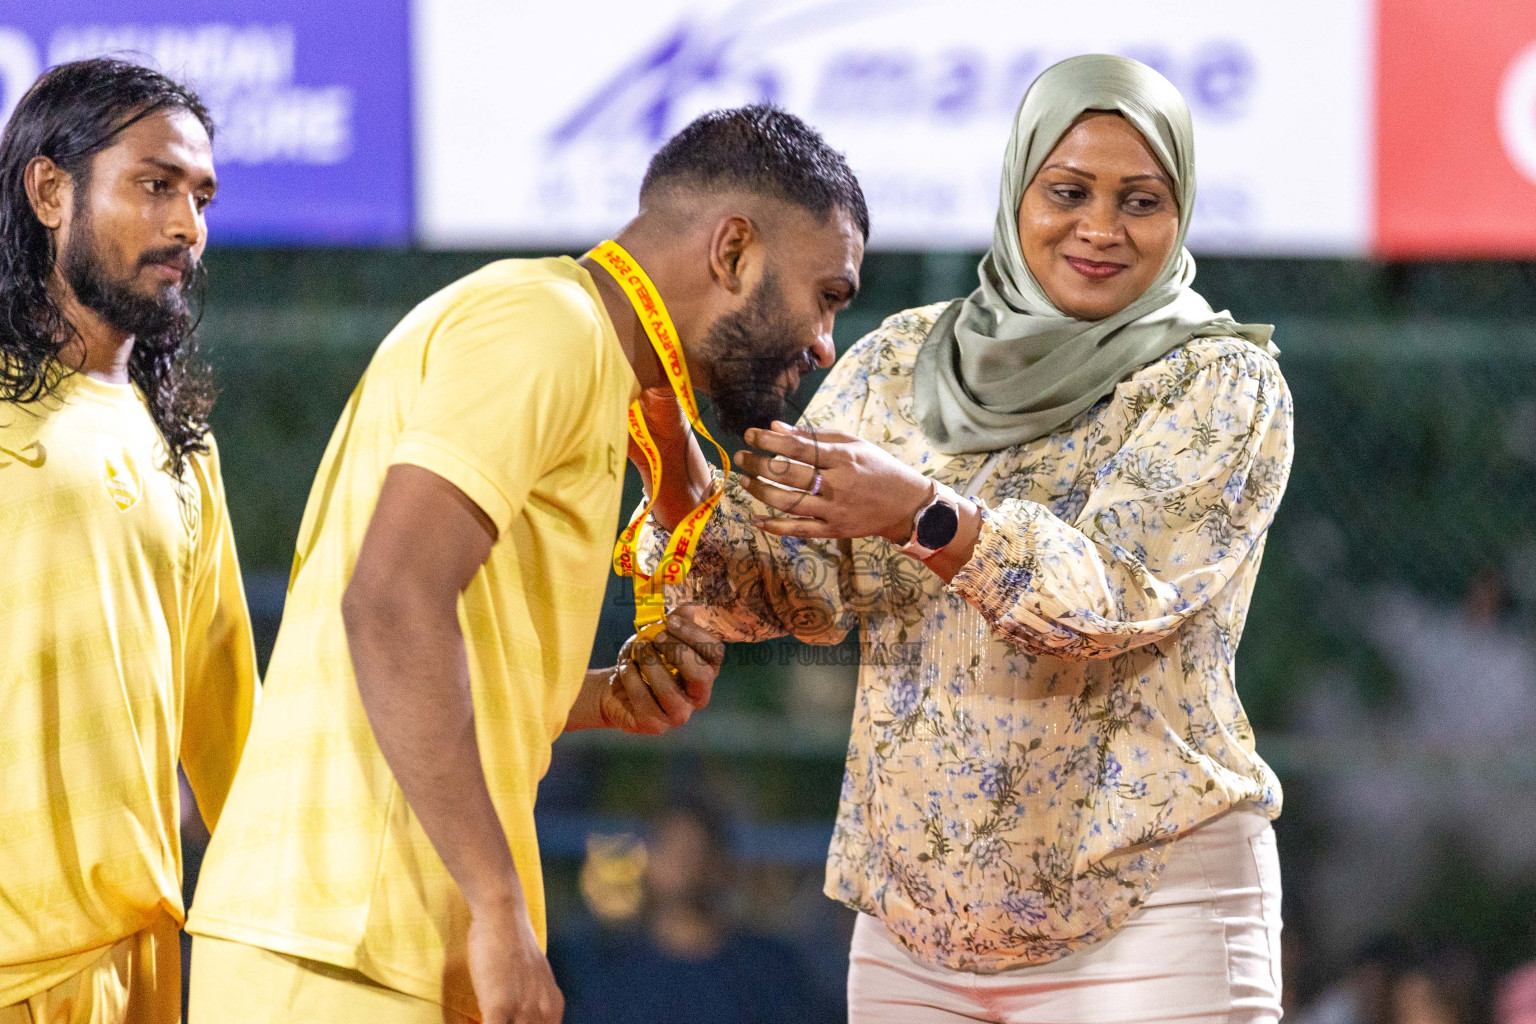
[948,342,1294,660]
[636,327,894,645]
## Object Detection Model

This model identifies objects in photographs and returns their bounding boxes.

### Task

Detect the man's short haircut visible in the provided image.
[641,105,870,241]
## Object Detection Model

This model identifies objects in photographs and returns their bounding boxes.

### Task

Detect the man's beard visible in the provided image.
[699,271,812,436]
[62,203,198,342]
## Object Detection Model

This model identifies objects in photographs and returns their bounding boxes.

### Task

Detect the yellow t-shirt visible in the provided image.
[187,257,637,1017]
[0,374,258,1004]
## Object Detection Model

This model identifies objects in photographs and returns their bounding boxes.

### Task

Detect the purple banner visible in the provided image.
[0,0,411,245]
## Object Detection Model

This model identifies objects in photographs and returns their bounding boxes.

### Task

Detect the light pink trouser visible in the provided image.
[848,806,1283,1023]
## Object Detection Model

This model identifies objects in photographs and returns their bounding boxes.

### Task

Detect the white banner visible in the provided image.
[417,0,1372,254]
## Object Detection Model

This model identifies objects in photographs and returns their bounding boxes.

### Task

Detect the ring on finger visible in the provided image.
[809,472,823,497]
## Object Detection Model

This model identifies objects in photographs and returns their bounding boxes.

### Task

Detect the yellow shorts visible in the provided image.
[187,936,470,1024]
[0,915,180,1024]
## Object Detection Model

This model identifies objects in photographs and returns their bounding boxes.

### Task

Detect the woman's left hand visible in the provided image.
[735,421,933,542]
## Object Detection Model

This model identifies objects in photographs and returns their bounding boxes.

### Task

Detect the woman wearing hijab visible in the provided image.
[638,55,1293,1020]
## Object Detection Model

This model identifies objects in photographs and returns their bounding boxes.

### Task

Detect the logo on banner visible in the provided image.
[0,5,412,244]
[1500,40,1536,187]
[538,2,1262,248]
[49,24,352,165]
[550,15,777,148]
[551,6,1255,150]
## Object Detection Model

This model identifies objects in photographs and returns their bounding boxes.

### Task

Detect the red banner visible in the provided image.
[1376,0,1536,257]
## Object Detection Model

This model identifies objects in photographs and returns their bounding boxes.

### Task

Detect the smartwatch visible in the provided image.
[897,483,961,559]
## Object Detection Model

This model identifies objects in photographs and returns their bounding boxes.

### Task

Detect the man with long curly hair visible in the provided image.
[0,59,258,1024]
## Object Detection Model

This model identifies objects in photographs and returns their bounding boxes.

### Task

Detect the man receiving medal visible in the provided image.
[185,106,867,1024]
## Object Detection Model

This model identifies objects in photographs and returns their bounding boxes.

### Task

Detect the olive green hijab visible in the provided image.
[913,54,1276,455]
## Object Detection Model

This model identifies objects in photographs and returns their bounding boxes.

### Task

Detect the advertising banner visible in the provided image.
[1376,0,1536,257]
[0,0,411,244]
[12,0,1533,256]
[416,0,1374,254]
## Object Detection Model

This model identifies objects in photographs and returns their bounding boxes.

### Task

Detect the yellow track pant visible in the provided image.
[188,936,470,1023]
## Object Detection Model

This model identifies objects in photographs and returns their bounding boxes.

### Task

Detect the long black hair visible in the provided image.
[0,58,216,475]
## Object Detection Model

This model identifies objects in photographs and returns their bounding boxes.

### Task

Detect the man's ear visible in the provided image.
[24,155,70,231]
[706,215,756,295]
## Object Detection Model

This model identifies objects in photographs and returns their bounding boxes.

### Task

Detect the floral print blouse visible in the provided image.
[642,302,1294,971]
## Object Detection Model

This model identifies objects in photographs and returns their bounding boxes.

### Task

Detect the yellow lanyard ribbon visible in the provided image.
[588,240,730,641]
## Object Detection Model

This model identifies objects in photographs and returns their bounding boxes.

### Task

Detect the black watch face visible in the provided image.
[916,502,959,550]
